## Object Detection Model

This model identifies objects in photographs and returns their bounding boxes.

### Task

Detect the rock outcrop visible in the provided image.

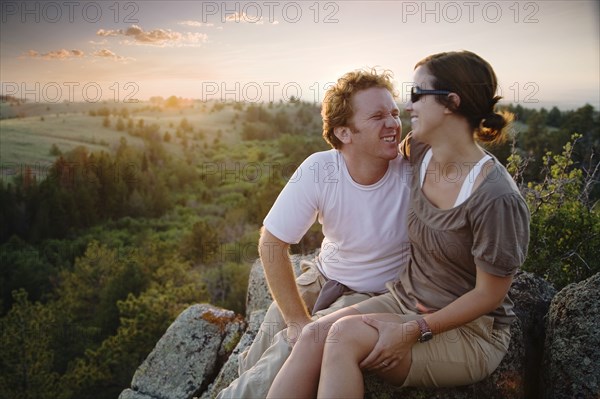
[119,304,245,399]
[542,273,600,399]
[119,254,600,399]
[200,309,267,399]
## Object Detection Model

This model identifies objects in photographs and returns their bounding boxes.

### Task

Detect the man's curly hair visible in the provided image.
[321,68,397,149]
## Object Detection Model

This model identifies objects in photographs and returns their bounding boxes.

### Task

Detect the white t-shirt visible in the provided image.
[263,150,411,293]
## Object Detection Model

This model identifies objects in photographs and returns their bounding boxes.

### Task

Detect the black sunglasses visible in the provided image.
[410,86,451,103]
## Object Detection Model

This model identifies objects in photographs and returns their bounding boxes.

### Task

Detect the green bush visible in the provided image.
[509,134,600,289]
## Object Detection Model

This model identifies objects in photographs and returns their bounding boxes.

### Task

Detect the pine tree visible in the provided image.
[0,290,63,399]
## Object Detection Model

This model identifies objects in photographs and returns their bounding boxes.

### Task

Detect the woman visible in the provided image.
[267,50,530,398]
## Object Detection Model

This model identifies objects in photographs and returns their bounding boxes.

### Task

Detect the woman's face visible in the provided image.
[405,66,448,142]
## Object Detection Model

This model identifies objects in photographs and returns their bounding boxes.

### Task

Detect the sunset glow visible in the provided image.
[1,0,599,109]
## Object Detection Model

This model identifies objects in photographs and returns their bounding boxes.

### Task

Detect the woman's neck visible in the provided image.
[429,140,485,166]
[426,119,484,166]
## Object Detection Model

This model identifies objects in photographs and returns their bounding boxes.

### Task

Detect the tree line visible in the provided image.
[0,101,598,398]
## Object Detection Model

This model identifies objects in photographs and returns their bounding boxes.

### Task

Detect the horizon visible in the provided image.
[1,94,596,113]
[1,1,599,111]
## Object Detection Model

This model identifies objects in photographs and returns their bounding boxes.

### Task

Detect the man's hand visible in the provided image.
[284,316,312,347]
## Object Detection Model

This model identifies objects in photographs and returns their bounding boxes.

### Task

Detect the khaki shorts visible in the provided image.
[352,291,511,387]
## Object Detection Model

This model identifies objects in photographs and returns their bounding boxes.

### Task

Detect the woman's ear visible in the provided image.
[444,93,461,114]
[333,126,352,144]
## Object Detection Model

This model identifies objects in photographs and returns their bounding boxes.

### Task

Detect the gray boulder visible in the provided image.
[122,255,576,399]
[201,309,267,399]
[542,272,600,399]
[200,254,308,398]
[245,255,305,315]
[119,304,245,399]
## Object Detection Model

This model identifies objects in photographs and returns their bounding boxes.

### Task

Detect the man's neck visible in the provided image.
[340,151,390,185]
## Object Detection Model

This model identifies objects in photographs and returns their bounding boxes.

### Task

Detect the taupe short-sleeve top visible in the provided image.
[392,139,530,327]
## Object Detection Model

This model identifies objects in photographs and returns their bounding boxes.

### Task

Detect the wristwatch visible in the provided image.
[416,318,433,343]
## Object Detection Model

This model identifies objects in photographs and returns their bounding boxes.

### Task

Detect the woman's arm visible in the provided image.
[359,267,512,370]
[422,266,513,335]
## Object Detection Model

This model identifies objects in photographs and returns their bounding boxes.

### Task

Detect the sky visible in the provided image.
[1,0,599,110]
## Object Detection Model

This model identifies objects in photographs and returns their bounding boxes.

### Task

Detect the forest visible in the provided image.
[0,96,598,398]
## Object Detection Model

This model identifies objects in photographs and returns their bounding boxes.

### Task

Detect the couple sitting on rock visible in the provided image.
[217,50,530,399]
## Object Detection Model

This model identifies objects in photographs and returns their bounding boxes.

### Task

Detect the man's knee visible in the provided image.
[221,330,294,399]
[239,303,287,374]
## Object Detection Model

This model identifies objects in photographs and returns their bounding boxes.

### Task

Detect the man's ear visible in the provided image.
[333,126,352,144]
[444,93,460,114]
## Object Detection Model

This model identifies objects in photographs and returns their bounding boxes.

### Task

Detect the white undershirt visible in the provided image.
[420,148,492,207]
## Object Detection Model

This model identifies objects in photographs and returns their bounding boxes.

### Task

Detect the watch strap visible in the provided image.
[416,318,433,343]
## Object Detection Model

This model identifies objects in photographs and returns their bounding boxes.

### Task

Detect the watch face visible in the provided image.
[419,331,433,343]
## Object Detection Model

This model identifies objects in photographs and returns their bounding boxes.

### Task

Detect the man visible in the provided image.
[217,69,411,398]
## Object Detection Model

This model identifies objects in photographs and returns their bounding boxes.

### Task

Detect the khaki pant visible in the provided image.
[237,260,323,374]
[217,260,373,399]
[352,290,512,387]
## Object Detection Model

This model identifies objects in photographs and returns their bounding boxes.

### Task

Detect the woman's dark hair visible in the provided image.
[415,51,514,143]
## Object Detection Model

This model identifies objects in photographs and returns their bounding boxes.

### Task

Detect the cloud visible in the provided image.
[225,12,262,23]
[255,19,279,25]
[179,20,214,27]
[221,12,278,24]
[25,49,85,60]
[93,49,133,62]
[97,24,208,47]
[94,49,117,57]
[89,39,108,46]
[23,48,131,63]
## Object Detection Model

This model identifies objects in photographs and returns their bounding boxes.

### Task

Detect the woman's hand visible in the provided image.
[359,315,420,372]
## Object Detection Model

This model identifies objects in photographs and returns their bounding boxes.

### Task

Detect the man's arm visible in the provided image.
[259,227,312,334]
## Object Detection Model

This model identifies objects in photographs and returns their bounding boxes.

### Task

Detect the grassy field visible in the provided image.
[129,103,244,144]
[1,113,144,166]
[0,101,98,120]
[0,100,250,180]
